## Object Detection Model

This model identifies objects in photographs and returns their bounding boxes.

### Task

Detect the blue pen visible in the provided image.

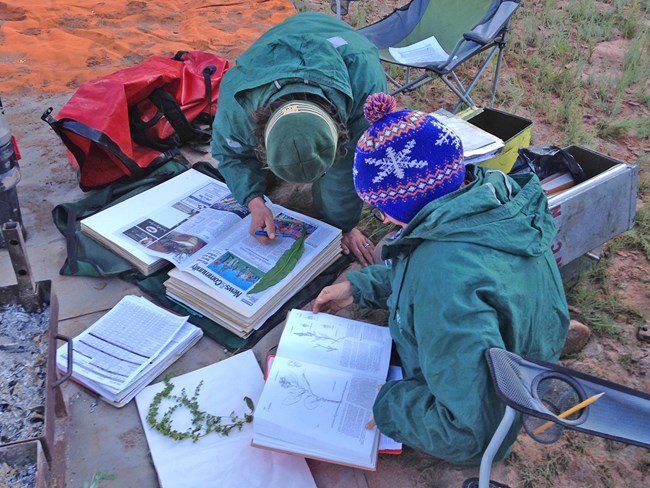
[254,230,294,238]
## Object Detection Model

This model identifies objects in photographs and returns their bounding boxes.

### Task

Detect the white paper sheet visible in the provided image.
[389,35,449,65]
[135,350,316,488]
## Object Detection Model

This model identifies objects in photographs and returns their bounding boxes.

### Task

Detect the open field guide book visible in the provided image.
[252,309,393,470]
[56,295,202,407]
[80,169,343,337]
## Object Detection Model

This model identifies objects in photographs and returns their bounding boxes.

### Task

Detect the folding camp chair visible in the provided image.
[463,348,650,488]
[358,0,521,113]
[329,0,356,18]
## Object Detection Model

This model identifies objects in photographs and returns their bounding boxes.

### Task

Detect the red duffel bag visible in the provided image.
[42,50,229,190]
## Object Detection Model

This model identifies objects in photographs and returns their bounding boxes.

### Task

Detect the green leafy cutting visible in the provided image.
[83,471,116,488]
[146,376,254,442]
[248,224,307,294]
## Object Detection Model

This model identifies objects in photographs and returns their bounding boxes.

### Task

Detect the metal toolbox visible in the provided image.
[547,145,638,268]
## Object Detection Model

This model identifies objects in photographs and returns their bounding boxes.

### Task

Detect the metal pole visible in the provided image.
[478,406,517,488]
[0,97,25,248]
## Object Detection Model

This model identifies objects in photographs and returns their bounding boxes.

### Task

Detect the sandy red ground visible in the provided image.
[0,0,295,93]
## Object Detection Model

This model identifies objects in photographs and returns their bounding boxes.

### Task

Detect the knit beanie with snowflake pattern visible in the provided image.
[353,93,465,223]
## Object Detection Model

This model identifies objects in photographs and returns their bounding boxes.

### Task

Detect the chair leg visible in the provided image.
[478,405,517,488]
[489,42,506,108]
[449,43,502,113]
[389,69,435,96]
[440,74,475,113]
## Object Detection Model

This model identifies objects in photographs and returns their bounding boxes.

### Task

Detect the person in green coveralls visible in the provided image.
[211,12,387,266]
[313,93,570,465]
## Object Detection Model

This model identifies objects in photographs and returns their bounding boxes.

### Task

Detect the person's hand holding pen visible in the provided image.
[248,196,276,243]
[255,230,294,238]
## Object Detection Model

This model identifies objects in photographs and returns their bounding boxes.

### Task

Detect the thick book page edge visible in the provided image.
[163,242,342,334]
[81,169,220,272]
[80,224,156,275]
[251,436,379,471]
[541,171,576,196]
[378,365,403,454]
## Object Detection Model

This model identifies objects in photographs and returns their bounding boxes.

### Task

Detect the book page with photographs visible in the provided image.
[170,206,341,317]
[116,176,248,267]
[80,170,230,272]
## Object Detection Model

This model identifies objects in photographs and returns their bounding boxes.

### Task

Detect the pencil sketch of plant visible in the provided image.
[292,330,342,352]
[279,368,342,410]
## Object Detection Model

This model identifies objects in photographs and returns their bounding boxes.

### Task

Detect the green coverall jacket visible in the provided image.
[211,12,387,232]
[347,166,570,465]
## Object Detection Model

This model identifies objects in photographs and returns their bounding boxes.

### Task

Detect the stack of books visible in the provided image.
[56,295,203,407]
[80,169,343,338]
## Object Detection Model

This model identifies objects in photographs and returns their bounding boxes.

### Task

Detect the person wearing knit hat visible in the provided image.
[263,100,339,184]
[211,12,387,266]
[313,93,569,466]
[353,92,466,225]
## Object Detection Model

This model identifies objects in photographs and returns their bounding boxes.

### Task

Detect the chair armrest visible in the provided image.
[462,1,521,45]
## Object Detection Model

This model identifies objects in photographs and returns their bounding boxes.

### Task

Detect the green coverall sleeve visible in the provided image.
[346,264,393,310]
[211,110,267,206]
[313,50,388,231]
[371,268,514,465]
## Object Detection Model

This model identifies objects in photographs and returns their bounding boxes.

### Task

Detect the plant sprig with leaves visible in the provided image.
[146,376,254,442]
[248,223,307,294]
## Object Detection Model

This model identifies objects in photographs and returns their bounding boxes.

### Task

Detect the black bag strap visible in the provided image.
[174,50,218,127]
[149,88,197,142]
[202,64,217,118]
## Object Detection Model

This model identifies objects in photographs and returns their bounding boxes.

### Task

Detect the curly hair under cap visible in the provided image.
[251,93,350,166]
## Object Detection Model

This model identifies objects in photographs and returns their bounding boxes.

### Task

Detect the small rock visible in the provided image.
[562,320,591,355]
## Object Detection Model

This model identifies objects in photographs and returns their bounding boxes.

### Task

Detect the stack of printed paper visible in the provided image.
[56,295,202,407]
[432,109,505,164]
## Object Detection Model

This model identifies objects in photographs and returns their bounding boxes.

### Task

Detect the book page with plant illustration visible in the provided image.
[276,309,392,378]
[252,310,392,468]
